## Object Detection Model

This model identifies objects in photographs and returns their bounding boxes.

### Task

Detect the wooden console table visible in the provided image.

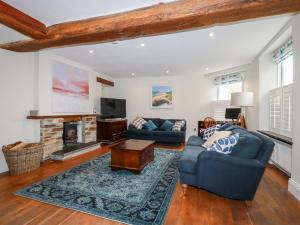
[97,119,127,143]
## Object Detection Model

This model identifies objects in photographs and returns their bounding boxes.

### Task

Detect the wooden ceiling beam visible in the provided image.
[0,0,46,39]
[1,0,300,52]
[97,77,114,87]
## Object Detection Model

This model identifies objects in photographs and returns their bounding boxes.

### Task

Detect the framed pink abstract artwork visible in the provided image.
[52,61,90,113]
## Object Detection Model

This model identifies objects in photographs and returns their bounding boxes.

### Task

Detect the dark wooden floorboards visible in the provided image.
[0,145,300,225]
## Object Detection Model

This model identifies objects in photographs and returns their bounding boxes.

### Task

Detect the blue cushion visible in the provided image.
[143,120,158,131]
[208,133,240,154]
[160,120,174,131]
[187,136,205,146]
[179,146,205,174]
[230,132,263,159]
[143,118,161,128]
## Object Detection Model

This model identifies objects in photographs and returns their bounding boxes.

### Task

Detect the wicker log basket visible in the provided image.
[2,141,44,175]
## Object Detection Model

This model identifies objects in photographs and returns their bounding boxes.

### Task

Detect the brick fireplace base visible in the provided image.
[32,115,98,159]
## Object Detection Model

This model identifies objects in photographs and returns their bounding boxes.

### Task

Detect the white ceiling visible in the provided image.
[0,25,29,44]
[1,1,291,78]
[51,16,290,78]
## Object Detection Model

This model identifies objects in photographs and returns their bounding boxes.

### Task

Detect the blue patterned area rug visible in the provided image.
[16,149,181,225]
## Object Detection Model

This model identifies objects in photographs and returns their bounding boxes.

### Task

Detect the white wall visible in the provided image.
[257,22,292,131]
[37,52,111,115]
[0,49,39,172]
[258,52,278,130]
[0,50,113,173]
[289,14,300,201]
[110,74,215,138]
[244,60,260,131]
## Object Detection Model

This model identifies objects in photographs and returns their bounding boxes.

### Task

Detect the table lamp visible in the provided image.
[230,92,254,129]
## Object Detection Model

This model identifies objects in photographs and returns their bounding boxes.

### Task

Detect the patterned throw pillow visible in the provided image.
[172,124,182,131]
[203,124,221,140]
[172,120,185,131]
[131,117,147,129]
[175,120,185,127]
[202,131,232,148]
[207,133,240,154]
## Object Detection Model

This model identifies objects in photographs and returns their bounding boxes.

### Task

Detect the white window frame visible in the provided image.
[216,81,244,101]
[277,55,293,88]
[214,81,244,121]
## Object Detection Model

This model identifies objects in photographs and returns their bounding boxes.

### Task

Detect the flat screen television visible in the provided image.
[101,98,126,119]
[225,108,241,120]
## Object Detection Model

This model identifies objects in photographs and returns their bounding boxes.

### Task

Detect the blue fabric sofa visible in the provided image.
[127,118,186,145]
[179,124,274,200]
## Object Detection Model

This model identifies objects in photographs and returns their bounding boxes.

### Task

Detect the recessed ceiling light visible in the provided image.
[89,50,94,54]
[166,70,170,74]
[140,43,145,47]
[206,67,209,71]
[131,72,135,76]
[209,32,214,37]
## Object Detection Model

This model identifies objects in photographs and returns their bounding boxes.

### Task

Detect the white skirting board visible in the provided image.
[288,179,300,201]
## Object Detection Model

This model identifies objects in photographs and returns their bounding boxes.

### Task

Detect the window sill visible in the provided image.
[257,130,292,146]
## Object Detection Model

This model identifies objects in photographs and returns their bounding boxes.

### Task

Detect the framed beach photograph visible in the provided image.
[151,85,173,108]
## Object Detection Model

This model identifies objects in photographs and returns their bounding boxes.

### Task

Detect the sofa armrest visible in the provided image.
[196,151,265,200]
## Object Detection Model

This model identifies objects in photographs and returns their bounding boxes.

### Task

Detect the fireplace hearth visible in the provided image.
[63,122,78,145]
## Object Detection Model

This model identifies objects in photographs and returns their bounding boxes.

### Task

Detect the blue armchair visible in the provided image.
[179,125,274,200]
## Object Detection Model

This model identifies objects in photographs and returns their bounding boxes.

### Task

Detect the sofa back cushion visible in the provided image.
[218,123,232,131]
[230,129,263,159]
[143,118,162,128]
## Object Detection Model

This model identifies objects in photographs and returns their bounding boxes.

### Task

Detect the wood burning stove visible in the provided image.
[63,122,78,145]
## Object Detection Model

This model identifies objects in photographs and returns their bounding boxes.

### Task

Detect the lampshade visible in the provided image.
[231,92,254,107]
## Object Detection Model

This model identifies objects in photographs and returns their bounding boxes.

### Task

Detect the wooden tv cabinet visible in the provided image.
[97,119,127,143]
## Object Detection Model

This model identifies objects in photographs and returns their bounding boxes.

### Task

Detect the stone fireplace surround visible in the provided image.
[27,114,97,159]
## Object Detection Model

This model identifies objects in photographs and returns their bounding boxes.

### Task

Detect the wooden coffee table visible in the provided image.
[110,139,155,174]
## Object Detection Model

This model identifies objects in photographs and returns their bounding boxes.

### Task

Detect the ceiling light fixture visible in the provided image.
[131,72,135,76]
[166,70,170,74]
[140,43,145,47]
[206,67,209,71]
[209,32,214,37]
[89,50,94,54]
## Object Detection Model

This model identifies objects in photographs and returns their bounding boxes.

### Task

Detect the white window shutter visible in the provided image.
[213,100,230,121]
[269,85,293,138]
[269,89,281,133]
[282,85,293,137]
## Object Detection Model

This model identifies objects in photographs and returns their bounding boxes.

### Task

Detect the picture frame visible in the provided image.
[151,85,173,108]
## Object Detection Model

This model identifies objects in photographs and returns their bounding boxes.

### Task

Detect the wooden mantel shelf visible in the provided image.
[27,114,99,120]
